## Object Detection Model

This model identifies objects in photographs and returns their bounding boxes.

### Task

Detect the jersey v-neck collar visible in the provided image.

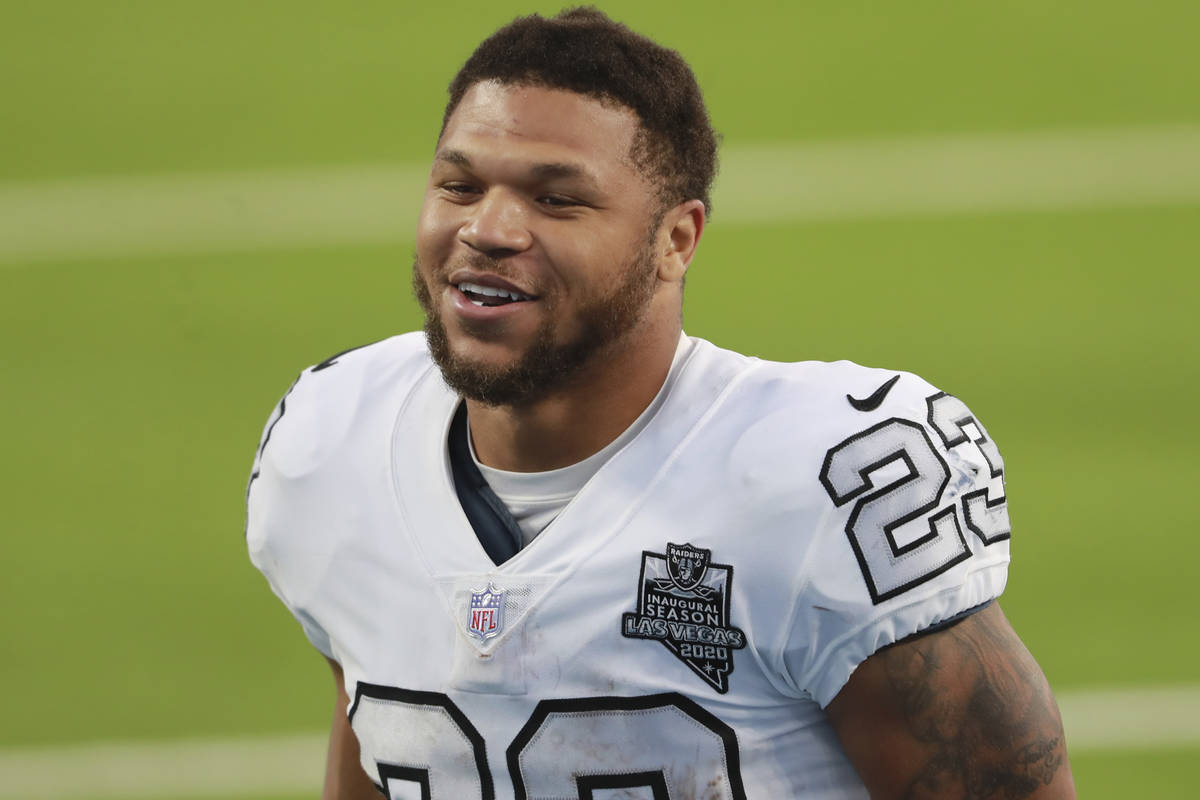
[465,335,696,551]
[389,336,756,579]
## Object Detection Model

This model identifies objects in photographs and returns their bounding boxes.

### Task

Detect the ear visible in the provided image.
[656,199,706,283]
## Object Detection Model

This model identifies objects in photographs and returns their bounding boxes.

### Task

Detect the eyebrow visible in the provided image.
[435,149,472,168]
[434,149,600,188]
[529,162,593,183]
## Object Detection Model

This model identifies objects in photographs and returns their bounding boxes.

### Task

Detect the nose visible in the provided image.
[458,189,533,258]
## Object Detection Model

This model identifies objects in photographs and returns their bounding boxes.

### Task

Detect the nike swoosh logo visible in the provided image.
[846,374,901,412]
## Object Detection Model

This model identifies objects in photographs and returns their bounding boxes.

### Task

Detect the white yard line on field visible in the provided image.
[0,685,1196,799]
[2,123,1199,265]
[0,732,327,800]
[1055,684,1200,751]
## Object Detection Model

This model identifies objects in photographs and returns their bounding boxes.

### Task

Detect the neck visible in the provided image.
[466,316,681,473]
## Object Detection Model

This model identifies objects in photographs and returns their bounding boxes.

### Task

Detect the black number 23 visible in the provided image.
[819,391,1010,604]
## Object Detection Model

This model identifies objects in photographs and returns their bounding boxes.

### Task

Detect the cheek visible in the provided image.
[416,199,459,260]
[557,234,642,292]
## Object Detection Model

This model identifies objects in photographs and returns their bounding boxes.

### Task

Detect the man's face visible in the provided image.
[413,81,665,406]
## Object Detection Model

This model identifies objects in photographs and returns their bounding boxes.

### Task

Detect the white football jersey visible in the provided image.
[247,333,1010,800]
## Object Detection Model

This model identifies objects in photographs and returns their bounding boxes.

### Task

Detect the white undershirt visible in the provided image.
[469,335,694,548]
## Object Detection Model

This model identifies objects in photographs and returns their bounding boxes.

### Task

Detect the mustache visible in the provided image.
[449,250,526,281]
[414,251,540,292]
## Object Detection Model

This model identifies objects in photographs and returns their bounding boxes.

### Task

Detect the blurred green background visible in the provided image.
[2,1,1197,798]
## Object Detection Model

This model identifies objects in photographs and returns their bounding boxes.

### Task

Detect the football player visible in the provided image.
[247,8,1075,799]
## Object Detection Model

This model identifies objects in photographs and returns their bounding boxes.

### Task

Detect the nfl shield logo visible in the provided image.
[467,584,505,641]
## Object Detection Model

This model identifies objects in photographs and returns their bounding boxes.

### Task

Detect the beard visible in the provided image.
[412,240,659,407]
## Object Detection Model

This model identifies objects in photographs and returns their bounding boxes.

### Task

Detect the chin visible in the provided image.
[445,325,534,363]
[448,345,524,378]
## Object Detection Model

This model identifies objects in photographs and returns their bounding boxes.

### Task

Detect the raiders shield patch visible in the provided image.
[621,543,746,693]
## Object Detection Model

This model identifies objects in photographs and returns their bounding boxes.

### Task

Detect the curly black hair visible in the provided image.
[441,7,719,215]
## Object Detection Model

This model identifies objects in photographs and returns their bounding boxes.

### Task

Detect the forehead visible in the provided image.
[438,82,642,176]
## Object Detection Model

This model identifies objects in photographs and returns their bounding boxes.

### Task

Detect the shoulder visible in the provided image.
[688,339,952,464]
[685,341,1012,704]
[245,332,438,610]
[244,330,434,536]
[679,340,999,507]
[688,336,936,408]
[293,331,434,411]
[253,332,433,469]
[682,336,1005,496]
[737,350,940,426]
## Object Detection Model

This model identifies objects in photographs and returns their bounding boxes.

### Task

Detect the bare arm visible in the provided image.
[826,603,1075,800]
[322,657,382,800]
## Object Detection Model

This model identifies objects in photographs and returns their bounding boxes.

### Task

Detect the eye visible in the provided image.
[439,182,480,200]
[537,194,584,209]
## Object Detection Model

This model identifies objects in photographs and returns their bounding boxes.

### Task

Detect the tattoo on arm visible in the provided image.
[878,608,1066,799]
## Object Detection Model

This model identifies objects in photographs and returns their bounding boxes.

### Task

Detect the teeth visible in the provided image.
[457,281,531,301]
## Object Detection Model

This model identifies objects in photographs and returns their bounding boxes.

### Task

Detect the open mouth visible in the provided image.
[456,281,534,307]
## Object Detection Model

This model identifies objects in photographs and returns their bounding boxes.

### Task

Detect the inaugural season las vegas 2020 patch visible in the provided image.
[621,543,746,693]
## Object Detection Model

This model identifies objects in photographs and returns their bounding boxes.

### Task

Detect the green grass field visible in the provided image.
[2,1,1198,797]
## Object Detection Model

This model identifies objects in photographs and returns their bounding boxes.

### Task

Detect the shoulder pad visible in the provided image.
[253,332,431,481]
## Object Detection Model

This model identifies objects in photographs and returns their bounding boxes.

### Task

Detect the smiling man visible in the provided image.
[247,8,1075,799]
